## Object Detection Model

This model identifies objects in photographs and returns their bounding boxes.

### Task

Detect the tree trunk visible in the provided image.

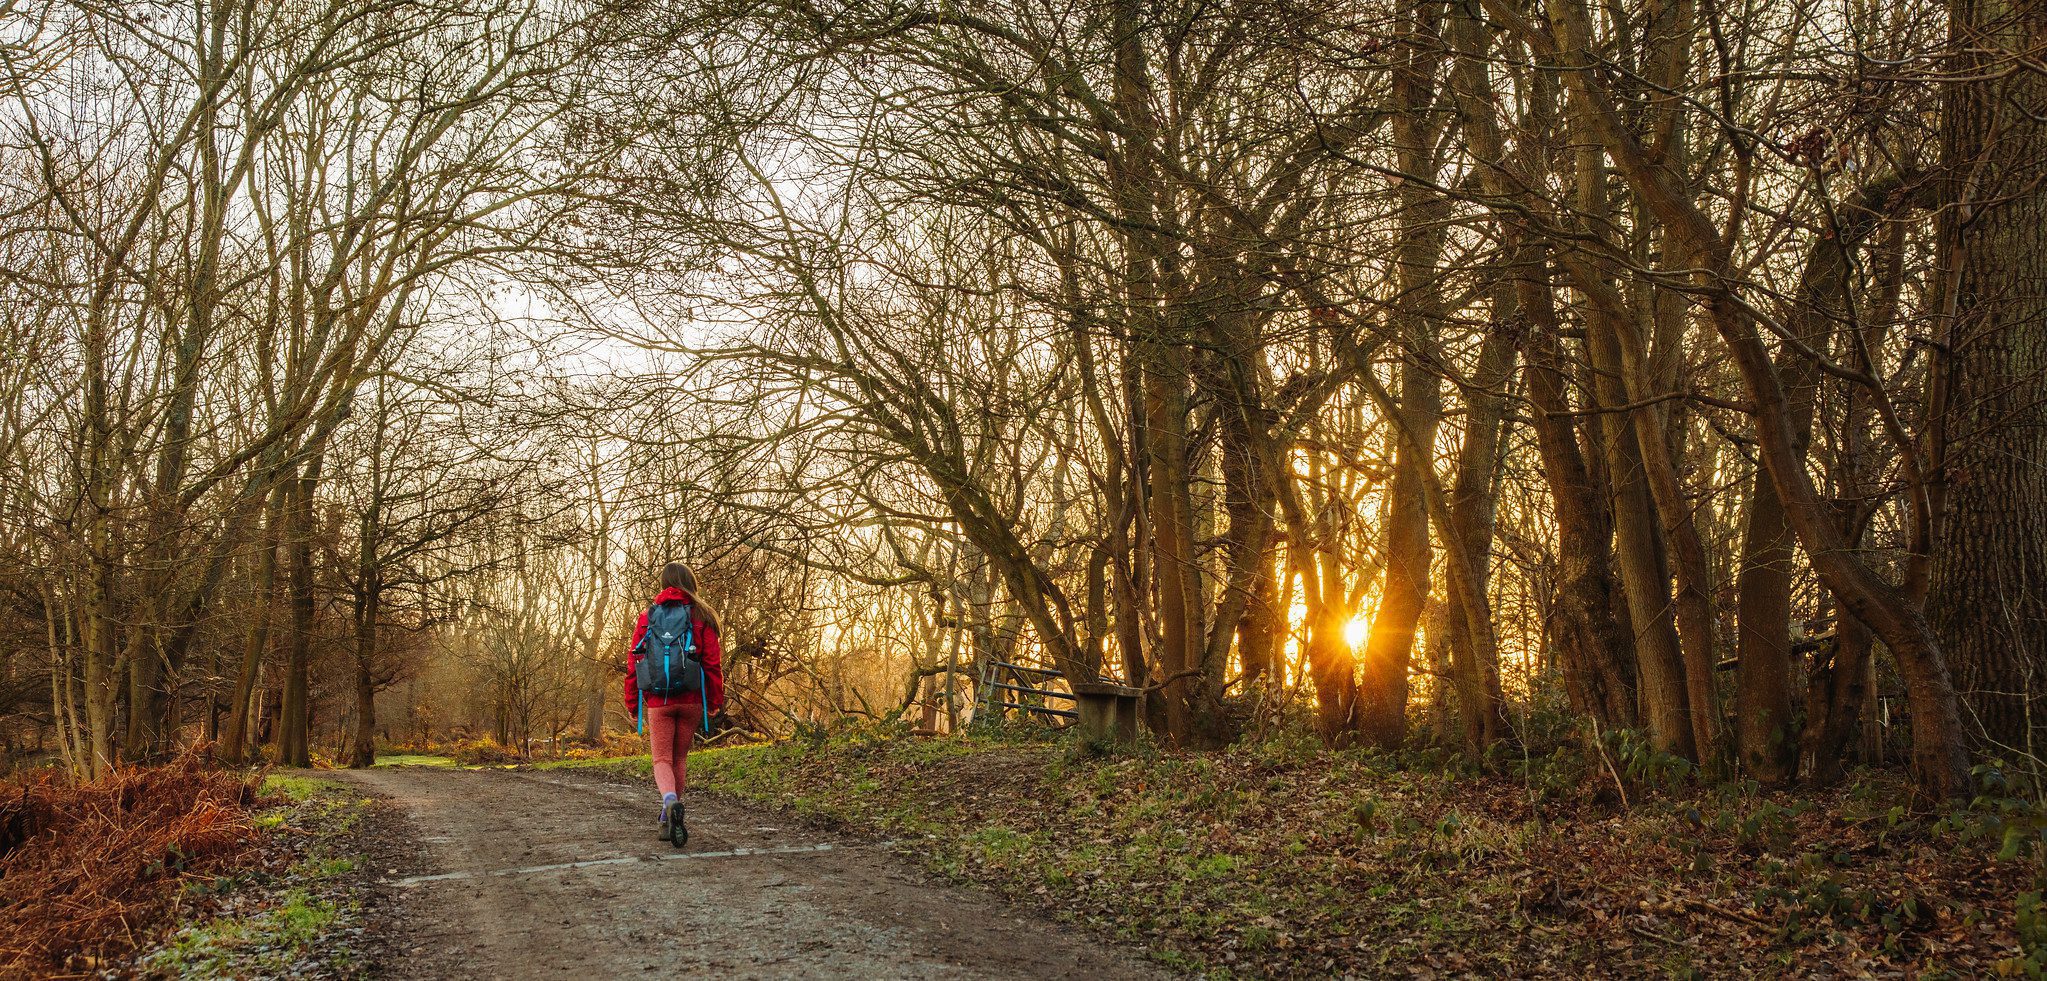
[221,481,284,765]
[1534,0,1971,795]
[1281,464,1358,743]
[349,578,379,769]
[1518,275,1639,730]
[1359,396,1435,749]
[1563,127,1694,759]
[1802,218,1911,784]
[280,456,322,768]
[1358,0,1452,751]
[1443,318,1516,753]
[1199,302,1283,739]
[1438,9,1637,732]
[81,567,120,777]
[1582,293,1695,759]
[1238,540,1281,686]
[1736,479,1799,781]
[1803,614,1877,783]
[1141,337,1205,743]
[1928,0,2047,755]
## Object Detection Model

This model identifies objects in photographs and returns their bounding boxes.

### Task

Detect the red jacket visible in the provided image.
[622,587,726,719]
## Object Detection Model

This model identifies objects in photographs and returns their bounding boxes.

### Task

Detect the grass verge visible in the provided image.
[653,730,2044,978]
[370,754,459,769]
[133,774,379,979]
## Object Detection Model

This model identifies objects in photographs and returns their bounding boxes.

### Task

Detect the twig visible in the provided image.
[1591,718,1630,811]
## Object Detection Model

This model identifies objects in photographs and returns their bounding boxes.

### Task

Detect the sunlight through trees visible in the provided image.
[1,0,2043,804]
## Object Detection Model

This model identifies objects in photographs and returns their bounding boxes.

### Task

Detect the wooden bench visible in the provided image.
[1070,682,1142,748]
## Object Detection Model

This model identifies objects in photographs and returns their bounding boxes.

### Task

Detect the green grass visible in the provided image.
[371,753,458,768]
[147,776,375,977]
[144,888,353,978]
[261,773,349,801]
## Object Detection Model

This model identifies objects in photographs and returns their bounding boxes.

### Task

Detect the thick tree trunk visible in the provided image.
[1439,10,1637,732]
[584,661,608,742]
[1563,137,1694,759]
[1736,482,1799,780]
[123,626,161,761]
[1621,5,1726,768]
[1928,0,2047,754]
[1518,279,1638,730]
[1534,0,1971,795]
[1237,527,1281,685]
[1584,300,1695,759]
[1733,180,1904,785]
[1803,221,1909,784]
[1141,340,1204,743]
[1358,0,1451,750]
[121,23,229,765]
[1803,615,1877,783]
[81,569,119,777]
[1563,130,1694,761]
[1198,303,1282,742]
[1615,306,1725,769]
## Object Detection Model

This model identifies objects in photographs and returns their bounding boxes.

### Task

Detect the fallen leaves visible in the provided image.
[695,737,2039,977]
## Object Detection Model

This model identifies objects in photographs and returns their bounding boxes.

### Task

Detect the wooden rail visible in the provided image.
[972,660,1075,725]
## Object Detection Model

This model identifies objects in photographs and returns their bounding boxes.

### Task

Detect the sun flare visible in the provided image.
[1343,614,1371,650]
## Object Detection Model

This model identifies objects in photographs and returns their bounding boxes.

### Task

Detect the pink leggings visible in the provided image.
[646,703,698,796]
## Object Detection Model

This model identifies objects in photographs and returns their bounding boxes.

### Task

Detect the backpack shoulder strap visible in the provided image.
[633,604,659,651]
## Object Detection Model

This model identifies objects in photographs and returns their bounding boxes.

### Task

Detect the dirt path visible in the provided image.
[330,767,1166,979]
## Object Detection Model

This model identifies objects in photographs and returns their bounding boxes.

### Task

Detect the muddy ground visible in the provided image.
[331,767,1165,979]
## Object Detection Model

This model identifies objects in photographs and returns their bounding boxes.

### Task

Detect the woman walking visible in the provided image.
[622,562,725,846]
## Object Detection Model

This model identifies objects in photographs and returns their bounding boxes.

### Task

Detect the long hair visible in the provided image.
[660,561,721,633]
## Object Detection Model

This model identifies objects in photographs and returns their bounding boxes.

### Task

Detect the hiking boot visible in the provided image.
[667,800,688,848]
[657,793,678,840]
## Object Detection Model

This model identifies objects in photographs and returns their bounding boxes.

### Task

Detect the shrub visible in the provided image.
[0,751,263,975]
[449,737,521,767]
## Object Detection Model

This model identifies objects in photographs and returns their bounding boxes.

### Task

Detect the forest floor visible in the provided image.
[557,729,2045,979]
[324,764,1165,979]
[129,773,389,978]
[0,757,385,978]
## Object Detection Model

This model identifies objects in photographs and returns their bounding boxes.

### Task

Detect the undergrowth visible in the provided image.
[0,751,264,975]
[137,776,377,979]
[665,725,2044,978]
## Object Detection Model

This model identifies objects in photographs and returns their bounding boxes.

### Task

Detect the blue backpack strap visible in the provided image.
[633,604,657,652]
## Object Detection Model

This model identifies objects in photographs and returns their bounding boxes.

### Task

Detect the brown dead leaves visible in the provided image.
[0,752,264,976]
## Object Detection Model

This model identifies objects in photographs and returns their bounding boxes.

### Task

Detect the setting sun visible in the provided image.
[1343,615,1370,650]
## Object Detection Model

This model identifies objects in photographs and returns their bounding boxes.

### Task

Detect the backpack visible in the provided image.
[634,602,705,698]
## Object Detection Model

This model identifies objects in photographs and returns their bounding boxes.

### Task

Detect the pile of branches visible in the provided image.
[0,751,263,975]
